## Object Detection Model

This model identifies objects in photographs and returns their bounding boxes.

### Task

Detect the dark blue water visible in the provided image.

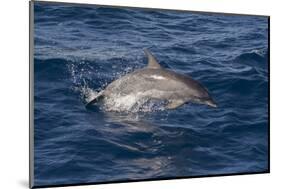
[33,2,269,187]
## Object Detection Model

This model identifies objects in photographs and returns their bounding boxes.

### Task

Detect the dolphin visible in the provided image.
[86,49,217,111]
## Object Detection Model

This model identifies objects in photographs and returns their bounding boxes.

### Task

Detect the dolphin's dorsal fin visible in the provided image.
[144,49,162,69]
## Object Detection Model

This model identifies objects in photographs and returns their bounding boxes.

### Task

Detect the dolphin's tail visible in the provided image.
[85,90,104,108]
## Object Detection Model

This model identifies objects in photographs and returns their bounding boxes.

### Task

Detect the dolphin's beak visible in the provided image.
[206,99,217,108]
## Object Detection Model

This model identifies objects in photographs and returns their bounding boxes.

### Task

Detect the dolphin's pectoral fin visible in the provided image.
[144,49,162,69]
[166,100,186,109]
[85,91,104,109]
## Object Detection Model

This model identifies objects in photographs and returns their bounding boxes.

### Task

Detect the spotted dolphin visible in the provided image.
[86,49,217,111]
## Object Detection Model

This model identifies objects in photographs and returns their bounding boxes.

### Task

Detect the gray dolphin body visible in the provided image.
[87,49,217,111]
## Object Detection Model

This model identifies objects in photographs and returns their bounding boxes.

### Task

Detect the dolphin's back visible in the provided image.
[103,68,209,102]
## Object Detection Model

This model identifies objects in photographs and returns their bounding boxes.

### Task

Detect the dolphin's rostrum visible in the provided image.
[86,49,217,111]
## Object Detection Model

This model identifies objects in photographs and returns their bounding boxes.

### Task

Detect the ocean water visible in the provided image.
[33,2,269,187]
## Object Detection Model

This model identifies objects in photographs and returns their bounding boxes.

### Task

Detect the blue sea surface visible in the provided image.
[33,2,269,187]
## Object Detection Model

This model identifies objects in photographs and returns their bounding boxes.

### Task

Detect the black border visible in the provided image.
[29,1,34,188]
[267,16,270,174]
[29,0,270,188]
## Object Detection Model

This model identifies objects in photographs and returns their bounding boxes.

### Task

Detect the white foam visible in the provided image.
[103,93,142,112]
[102,90,168,112]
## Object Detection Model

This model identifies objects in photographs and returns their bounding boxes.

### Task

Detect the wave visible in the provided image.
[35,45,268,113]
[233,48,268,65]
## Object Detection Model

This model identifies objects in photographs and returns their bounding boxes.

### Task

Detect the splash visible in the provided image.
[101,91,169,113]
[74,84,168,113]
[65,53,167,112]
